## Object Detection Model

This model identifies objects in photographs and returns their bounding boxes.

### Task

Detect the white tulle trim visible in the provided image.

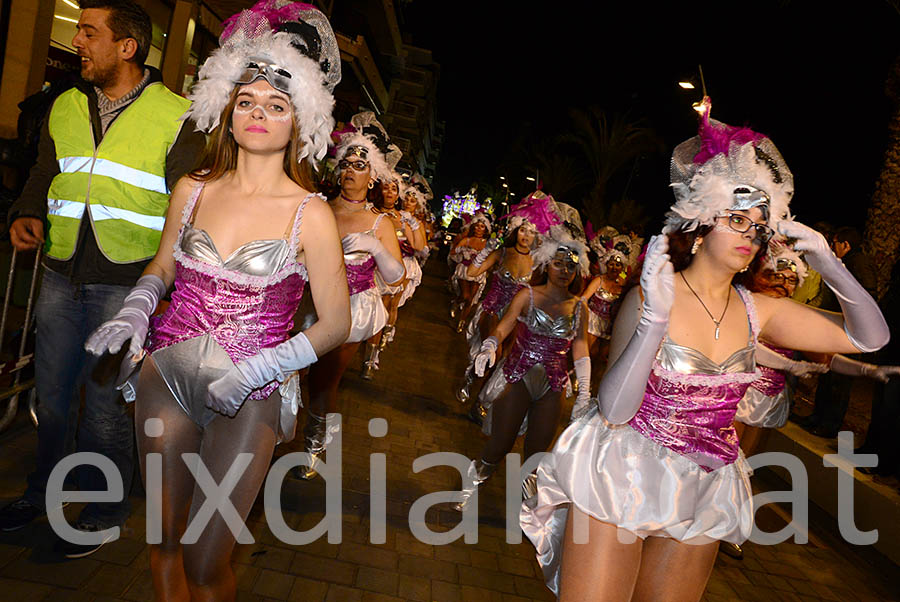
[651,363,761,386]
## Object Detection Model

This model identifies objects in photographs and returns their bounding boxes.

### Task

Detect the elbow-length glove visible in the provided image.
[830,354,900,383]
[778,221,889,353]
[755,344,829,378]
[206,332,318,417]
[570,356,592,420]
[342,232,405,284]
[472,238,500,268]
[598,235,674,424]
[473,336,499,377]
[84,274,167,358]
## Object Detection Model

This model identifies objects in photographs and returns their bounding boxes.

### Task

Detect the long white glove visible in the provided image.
[84,274,167,358]
[472,238,500,268]
[830,354,900,383]
[473,336,499,377]
[400,211,420,231]
[599,235,674,424]
[342,232,405,284]
[206,332,318,417]
[570,356,592,420]
[756,344,829,377]
[778,221,889,353]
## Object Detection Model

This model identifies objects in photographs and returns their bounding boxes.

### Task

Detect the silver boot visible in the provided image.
[522,470,539,500]
[293,412,328,480]
[361,343,380,380]
[452,459,497,512]
[381,325,395,347]
[456,366,475,403]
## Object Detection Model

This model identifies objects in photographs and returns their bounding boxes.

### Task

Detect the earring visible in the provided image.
[691,238,702,255]
[740,266,750,273]
[367,180,375,190]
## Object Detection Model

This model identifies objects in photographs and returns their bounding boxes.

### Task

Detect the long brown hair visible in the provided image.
[190,86,317,192]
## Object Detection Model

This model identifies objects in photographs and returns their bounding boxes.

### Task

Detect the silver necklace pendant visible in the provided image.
[714,323,721,340]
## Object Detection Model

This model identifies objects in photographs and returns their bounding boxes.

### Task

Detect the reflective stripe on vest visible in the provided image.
[58,157,168,195]
[45,84,191,263]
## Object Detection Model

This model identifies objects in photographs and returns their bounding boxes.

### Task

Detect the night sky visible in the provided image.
[401,1,900,233]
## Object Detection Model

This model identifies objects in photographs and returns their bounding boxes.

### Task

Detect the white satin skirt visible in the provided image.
[398,256,423,307]
[586,310,612,339]
[301,287,387,345]
[375,270,404,296]
[735,386,791,428]
[520,407,754,596]
[452,262,487,302]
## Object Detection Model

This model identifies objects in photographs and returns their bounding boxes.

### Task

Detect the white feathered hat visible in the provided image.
[664,97,793,235]
[767,238,808,286]
[334,112,402,183]
[532,224,590,277]
[183,0,340,165]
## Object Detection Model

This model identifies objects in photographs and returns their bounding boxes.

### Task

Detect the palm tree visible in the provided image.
[863,56,900,298]
[561,107,662,229]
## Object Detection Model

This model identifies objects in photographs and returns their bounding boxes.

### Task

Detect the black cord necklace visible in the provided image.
[680,272,731,340]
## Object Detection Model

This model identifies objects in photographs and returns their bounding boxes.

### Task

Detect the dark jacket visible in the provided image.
[7,67,206,286]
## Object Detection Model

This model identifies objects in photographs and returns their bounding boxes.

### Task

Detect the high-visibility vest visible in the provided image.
[45,83,191,263]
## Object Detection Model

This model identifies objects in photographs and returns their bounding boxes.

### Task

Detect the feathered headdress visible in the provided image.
[664,97,793,234]
[532,224,590,277]
[589,225,619,256]
[463,211,492,235]
[767,238,808,285]
[184,0,340,164]
[334,111,401,182]
[503,191,561,236]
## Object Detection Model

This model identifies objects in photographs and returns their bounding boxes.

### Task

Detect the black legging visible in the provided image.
[135,356,280,589]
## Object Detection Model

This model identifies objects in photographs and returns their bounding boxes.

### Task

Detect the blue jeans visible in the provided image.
[25,268,133,527]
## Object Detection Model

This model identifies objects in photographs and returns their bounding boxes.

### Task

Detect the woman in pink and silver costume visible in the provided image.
[737,241,900,455]
[397,181,428,307]
[449,211,492,331]
[582,237,628,360]
[521,98,889,600]
[456,191,558,409]
[455,227,591,511]
[360,172,424,379]
[299,111,405,478]
[85,2,350,599]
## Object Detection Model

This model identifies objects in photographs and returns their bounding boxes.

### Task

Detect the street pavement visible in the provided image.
[0,258,897,601]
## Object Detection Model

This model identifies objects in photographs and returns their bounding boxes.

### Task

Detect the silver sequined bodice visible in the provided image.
[182,224,293,277]
[523,305,577,340]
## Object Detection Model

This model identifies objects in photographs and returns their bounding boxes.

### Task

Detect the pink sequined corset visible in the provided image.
[502,296,579,392]
[751,343,792,397]
[482,270,528,316]
[346,256,376,295]
[146,184,313,401]
[628,287,760,472]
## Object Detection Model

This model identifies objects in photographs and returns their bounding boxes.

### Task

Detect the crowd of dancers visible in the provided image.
[12,0,897,600]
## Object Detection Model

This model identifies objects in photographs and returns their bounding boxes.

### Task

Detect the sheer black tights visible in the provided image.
[481,381,563,465]
[135,357,280,601]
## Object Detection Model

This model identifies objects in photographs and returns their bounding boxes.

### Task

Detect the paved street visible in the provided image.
[0,259,897,601]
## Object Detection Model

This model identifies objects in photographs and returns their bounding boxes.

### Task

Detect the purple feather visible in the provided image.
[692,98,766,165]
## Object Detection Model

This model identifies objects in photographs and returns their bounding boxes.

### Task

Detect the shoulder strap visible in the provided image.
[182,180,205,225]
[527,285,536,311]
[372,212,387,231]
[288,192,319,252]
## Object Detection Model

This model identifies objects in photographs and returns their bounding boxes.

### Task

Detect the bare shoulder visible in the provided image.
[297,192,335,229]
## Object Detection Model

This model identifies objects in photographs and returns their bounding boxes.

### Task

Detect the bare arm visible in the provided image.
[606,286,643,368]
[489,287,530,346]
[375,214,406,286]
[754,294,863,355]
[467,248,502,278]
[581,275,604,301]
[142,176,195,289]
[571,300,590,361]
[299,196,351,355]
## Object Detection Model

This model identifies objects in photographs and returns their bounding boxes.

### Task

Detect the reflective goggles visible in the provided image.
[235,60,293,93]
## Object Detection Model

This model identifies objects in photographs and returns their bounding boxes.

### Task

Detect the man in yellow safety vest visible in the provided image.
[1,0,204,558]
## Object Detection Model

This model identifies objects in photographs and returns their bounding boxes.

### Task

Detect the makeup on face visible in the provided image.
[233,87,292,122]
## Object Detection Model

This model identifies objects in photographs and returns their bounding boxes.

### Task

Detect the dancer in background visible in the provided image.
[449,212,491,332]
[299,112,405,479]
[85,3,350,598]
[456,227,590,511]
[522,99,889,600]
[397,182,426,307]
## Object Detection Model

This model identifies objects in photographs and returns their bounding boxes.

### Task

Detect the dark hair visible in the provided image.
[79,0,152,67]
[366,181,402,211]
[833,226,862,250]
[504,226,527,248]
[535,265,584,296]
[668,224,767,287]
[191,87,317,191]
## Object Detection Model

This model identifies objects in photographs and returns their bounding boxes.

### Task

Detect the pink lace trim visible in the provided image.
[734,285,760,343]
[651,363,761,386]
